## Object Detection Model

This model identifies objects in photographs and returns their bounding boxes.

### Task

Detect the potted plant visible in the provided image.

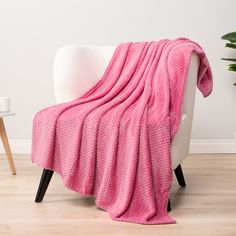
[221,31,236,85]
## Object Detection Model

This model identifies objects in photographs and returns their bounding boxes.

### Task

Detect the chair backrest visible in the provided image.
[53,45,199,169]
[53,45,116,103]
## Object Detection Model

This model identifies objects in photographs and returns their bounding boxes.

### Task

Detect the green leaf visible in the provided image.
[222,32,236,42]
[221,58,236,62]
[228,64,236,71]
[225,43,236,49]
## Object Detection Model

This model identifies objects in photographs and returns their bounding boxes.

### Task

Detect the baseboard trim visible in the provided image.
[190,139,236,153]
[0,140,31,154]
[0,139,236,154]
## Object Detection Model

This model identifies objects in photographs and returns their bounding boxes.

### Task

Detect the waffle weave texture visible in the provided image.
[31,38,213,224]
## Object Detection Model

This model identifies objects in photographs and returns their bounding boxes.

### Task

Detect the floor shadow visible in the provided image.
[170,186,187,210]
[70,196,96,207]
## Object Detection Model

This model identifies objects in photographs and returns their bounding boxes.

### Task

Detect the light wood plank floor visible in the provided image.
[0,154,236,236]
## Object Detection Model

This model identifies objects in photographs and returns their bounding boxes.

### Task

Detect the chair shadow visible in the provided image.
[43,185,187,211]
[43,194,101,209]
[70,196,96,207]
[170,186,187,210]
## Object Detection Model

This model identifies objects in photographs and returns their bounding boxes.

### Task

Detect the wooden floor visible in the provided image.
[0,154,236,236]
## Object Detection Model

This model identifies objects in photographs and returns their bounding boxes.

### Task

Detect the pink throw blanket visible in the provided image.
[31,38,213,224]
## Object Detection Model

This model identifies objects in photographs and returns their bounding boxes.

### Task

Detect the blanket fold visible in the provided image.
[31,38,213,224]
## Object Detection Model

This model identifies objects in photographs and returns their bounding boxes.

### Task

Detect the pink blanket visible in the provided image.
[31,38,213,224]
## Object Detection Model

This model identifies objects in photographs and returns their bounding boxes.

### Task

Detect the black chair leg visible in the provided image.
[167,198,171,212]
[174,164,186,187]
[168,165,186,212]
[35,169,54,203]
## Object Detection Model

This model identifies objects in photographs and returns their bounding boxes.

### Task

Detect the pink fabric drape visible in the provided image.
[31,38,213,224]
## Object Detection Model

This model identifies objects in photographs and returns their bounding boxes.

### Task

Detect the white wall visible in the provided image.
[0,0,236,142]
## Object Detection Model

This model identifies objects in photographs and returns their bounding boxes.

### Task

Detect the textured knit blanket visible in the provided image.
[31,38,213,224]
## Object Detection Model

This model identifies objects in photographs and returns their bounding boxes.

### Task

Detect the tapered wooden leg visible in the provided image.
[174,164,186,187]
[35,169,54,203]
[0,118,16,175]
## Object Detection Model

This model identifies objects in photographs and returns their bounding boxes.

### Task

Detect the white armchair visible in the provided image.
[53,45,199,170]
[35,45,200,211]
